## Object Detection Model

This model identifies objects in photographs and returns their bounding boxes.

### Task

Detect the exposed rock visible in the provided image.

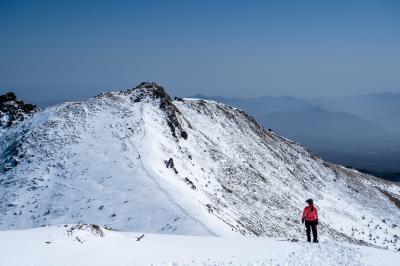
[0,92,38,128]
[130,82,187,140]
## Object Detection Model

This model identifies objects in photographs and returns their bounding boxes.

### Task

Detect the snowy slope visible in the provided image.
[0,225,399,266]
[0,82,399,251]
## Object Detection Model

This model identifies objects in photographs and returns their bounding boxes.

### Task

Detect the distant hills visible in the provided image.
[260,106,386,140]
[192,93,400,181]
[313,93,400,134]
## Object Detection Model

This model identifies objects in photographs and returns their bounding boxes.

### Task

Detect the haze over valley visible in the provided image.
[194,93,400,181]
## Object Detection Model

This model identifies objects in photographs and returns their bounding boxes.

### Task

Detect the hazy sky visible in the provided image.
[1,0,400,103]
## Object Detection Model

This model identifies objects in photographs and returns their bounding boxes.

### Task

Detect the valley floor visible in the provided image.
[0,225,399,266]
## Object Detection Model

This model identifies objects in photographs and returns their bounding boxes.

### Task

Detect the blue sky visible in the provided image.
[1,0,399,102]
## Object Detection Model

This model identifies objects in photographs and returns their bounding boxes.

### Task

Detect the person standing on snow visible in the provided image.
[301,198,319,243]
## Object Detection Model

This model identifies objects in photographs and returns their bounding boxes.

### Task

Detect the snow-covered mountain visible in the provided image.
[0,83,399,251]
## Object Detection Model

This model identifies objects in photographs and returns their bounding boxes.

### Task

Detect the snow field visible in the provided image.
[0,225,399,266]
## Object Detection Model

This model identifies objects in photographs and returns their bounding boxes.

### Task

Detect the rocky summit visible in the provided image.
[0,92,38,128]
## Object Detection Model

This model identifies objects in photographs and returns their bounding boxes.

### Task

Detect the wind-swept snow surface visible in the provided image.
[0,83,399,251]
[0,225,399,266]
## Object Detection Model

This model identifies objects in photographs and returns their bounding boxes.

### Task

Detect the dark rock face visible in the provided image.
[0,92,38,128]
[0,92,17,102]
[165,157,178,174]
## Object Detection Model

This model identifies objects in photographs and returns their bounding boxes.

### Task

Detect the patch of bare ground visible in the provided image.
[377,187,400,209]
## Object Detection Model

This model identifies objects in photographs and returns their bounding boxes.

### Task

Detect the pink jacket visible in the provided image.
[302,205,318,221]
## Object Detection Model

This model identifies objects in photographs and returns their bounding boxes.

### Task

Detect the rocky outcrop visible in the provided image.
[130,82,188,140]
[0,92,38,128]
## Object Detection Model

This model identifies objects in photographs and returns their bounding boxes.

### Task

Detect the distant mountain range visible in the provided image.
[260,106,386,140]
[192,93,400,180]
[313,93,400,134]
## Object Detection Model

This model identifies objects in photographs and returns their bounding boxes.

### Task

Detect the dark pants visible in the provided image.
[305,220,318,242]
